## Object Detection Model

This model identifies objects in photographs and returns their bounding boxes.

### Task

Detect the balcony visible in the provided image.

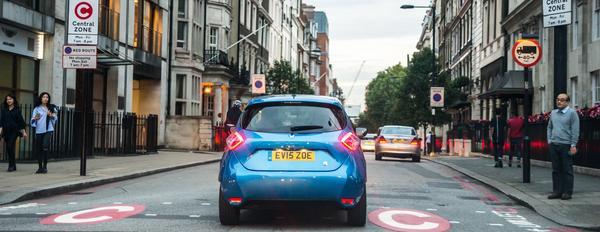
[204,50,229,66]
[99,5,120,41]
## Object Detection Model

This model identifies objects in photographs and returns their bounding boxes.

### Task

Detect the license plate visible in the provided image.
[393,139,404,144]
[366,141,374,144]
[270,150,316,161]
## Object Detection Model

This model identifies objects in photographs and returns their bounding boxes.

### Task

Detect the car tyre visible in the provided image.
[347,188,367,227]
[219,188,240,225]
[375,153,382,160]
[412,155,421,162]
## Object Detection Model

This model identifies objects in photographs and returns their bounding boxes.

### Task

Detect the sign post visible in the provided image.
[512,37,542,183]
[430,87,444,156]
[65,0,99,177]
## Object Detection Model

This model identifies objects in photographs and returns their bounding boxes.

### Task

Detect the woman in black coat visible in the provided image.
[0,94,28,172]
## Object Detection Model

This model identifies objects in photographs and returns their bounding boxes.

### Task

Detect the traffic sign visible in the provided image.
[63,45,97,69]
[368,208,451,232]
[252,74,266,94]
[68,0,99,45]
[40,204,145,225]
[430,87,444,108]
[512,39,542,68]
[543,0,572,27]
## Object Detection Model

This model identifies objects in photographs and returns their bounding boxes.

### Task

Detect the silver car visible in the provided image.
[360,133,377,152]
[374,126,421,162]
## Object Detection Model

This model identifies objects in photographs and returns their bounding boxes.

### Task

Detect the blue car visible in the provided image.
[218,95,367,226]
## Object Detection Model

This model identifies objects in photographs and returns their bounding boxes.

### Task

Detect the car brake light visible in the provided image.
[377,136,387,144]
[228,197,242,204]
[340,132,360,151]
[341,198,355,205]
[226,132,244,150]
[410,139,419,145]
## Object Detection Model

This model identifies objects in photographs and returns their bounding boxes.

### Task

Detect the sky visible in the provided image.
[303,0,430,111]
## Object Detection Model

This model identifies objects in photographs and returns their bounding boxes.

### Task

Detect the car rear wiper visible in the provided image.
[290,125,324,132]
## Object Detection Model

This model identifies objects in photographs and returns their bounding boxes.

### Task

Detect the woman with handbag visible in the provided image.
[31,92,57,174]
[0,94,28,172]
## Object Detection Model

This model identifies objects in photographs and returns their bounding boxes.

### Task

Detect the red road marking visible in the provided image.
[41,204,145,225]
[368,208,451,232]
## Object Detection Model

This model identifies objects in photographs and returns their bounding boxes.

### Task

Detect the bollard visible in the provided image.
[523,136,531,183]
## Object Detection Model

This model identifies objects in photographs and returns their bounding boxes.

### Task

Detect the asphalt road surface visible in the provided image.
[0,152,581,232]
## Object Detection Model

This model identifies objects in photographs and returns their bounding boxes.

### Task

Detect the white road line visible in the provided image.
[189,215,201,218]
[449,221,461,224]
[35,213,47,215]
[113,202,123,204]
[68,202,78,205]
[145,214,157,217]
[476,211,486,213]
[426,208,438,211]
[0,213,12,215]
[201,203,211,206]
[162,202,172,205]
[489,223,504,226]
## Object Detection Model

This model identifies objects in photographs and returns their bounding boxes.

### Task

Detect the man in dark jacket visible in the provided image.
[490,108,507,168]
[225,100,242,129]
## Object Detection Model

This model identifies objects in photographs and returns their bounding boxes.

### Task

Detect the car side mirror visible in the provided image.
[355,127,368,138]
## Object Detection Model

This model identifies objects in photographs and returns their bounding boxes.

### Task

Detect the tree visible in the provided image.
[266,61,314,95]
[362,63,407,130]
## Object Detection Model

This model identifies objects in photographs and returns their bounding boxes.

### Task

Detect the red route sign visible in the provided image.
[512,38,542,68]
[40,204,145,225]
[368,208,451,232]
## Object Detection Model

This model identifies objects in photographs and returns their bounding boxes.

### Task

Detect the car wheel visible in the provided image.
[412,155,421,162]
[219,188,240,225]
[347,188,367,227]
[375,153,382,160]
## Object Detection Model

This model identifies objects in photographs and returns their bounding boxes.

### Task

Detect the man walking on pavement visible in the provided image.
[225,100,243,131]
[507,112,524,167]
[490,108,507,168]
[426,131,432,155]
[547,93,579,200]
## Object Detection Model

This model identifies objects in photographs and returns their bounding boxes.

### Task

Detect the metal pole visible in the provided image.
[431,6,437,156]
[63,0,69,107]
[523,67,531,183]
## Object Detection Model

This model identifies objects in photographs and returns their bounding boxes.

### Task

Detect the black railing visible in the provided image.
[0,105,159,162]
[204,50,229,66]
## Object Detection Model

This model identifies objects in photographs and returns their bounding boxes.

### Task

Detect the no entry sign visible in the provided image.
[41,204,145,225]
[368,208,451,232]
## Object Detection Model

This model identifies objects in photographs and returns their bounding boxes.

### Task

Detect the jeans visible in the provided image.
[550,143,574,194]
[509,138,523,161]
[4,135,17,169]
[35,132,53,169]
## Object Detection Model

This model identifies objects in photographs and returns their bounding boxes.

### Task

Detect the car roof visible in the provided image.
[247,95,343,108]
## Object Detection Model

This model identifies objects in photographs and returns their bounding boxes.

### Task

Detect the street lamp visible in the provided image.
[401,3,438,156]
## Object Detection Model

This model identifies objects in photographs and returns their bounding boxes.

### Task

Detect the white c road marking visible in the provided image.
[54,205,135,224]
[378,210,440,230]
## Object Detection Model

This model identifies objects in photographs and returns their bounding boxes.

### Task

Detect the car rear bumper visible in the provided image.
[375,143,420,155]
[361,143,375,151]
[219,153,366,208]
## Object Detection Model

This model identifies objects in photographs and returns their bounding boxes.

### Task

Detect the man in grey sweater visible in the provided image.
[547,93,579,200]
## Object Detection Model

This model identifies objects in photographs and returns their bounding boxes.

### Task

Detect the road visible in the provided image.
[0,152,579,232]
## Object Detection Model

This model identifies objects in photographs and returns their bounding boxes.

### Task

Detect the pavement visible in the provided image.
[0,150,222,206]
[426,153,600,230]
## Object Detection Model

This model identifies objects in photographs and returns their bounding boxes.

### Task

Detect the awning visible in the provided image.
[479,70,532,99]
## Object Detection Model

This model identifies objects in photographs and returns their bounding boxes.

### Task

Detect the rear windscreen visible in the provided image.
[242,104,346,133]
[381,127,415,135]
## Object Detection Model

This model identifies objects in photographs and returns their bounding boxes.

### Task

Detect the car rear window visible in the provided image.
[242,103,346,133]
[381,127,415,135]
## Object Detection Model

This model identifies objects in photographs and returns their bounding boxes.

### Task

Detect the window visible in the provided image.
[177,0,186,18]
[571,77,578,107]
[242,104,345,133]
[593,71,600,105]
[135,0,163,55]
[176,74,186,99]
[0,52,37,106]
[381,127,415,136]
[240,0,246,26]
[594,0,600,40]
[209,27,218,50]
[572,1,579,49]
[175,102,186,115]
[177,21,187,48]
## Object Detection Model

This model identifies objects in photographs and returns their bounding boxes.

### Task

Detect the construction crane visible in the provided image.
[346,60,366,98]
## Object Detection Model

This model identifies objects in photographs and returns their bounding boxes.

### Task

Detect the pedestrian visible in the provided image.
[490,108,507,168]
[547,93,579,200]
[507,112,524,168]
[225,100,242,130]
[426,131,432,155]
[0,94,28,172]
[31,92,58,174]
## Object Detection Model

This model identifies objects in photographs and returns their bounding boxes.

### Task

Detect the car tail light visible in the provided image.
[228,197,242,204]
[226,132,245,150]
[341,198,355,205]
[377,136,388,144]
[410,139,419,145]
[340,132,360,151]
